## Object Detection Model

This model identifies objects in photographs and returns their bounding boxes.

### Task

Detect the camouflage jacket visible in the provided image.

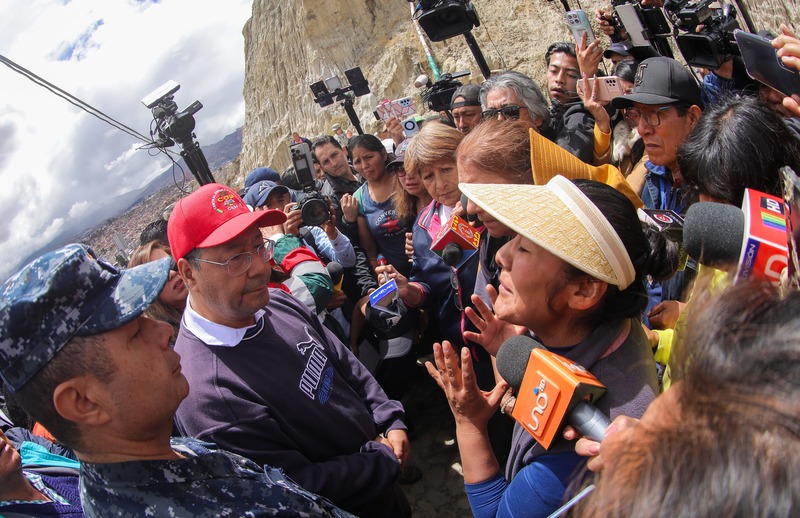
[79,437,354,518]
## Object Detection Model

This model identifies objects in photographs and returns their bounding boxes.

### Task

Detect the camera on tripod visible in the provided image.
[289,142,331,227]
[143,80,203,148]
[141,80,215,185]
[664,0,740,69]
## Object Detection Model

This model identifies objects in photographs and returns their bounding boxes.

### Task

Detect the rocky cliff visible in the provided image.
[236,0,798,182]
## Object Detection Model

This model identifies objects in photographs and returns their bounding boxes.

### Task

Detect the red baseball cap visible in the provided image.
[167,183,287,261]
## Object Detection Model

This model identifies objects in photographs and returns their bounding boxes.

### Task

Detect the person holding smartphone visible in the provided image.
[539,42,596,163]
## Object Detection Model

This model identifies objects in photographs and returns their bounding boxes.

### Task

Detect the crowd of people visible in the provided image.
[1,12,800,518]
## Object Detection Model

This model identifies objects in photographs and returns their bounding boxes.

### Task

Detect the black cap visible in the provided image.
[603,41,633,59]
[612,57,702,109]
[451,83,481,109]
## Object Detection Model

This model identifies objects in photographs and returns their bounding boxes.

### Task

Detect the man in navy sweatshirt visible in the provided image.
[167,183,411,518]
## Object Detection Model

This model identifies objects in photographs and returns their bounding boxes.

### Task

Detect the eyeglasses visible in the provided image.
[393,167,420,179]
[190,241,274,277]
[623,106,675,127]
[481,105,526,120]
[170,259,179,272]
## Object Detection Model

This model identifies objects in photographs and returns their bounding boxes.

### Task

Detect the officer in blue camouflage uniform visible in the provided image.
[0,244,353,517]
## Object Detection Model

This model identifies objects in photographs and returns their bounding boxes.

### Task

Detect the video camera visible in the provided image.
[416,70,471,113]
[664,0,741,69]
[141,80,215,185]
[289,142,331,227]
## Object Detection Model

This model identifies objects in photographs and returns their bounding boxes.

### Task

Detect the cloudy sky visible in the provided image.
[0,0,253,280]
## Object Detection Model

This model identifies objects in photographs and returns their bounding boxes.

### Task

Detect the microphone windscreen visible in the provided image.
[496,335,544,391]
[442,242,463,267]
[326,261,344,285]
[684,202,745,266]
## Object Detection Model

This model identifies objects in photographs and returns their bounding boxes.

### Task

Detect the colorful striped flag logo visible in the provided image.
[762,210,786,231]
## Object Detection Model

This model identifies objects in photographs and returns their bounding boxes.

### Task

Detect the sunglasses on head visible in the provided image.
[481,105,525,120]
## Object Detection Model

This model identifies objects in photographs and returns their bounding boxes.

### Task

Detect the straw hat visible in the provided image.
[459,176,635,288]
[528,129,643,209]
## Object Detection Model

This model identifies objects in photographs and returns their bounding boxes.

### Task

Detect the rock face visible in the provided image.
[238,0,798,182]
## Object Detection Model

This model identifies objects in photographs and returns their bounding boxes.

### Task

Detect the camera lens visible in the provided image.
[301,198,330,227]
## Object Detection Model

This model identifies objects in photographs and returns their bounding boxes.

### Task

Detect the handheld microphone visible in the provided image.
[370,254,399,312]
[684,188,788,284]
[442,242,462,267]
[326,261,344,291]
[496,336,611,448]
[430,214,480,269]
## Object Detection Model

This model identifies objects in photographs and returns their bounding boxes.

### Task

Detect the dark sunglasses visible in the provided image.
[170,258,179,272]
[481,105,525,120]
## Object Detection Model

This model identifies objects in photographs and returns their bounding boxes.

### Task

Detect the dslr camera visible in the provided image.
[290,142,331,227]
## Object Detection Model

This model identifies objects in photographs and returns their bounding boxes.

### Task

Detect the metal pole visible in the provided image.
[463,31,491,79]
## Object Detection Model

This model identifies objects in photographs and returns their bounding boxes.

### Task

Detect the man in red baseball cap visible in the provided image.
[168,184,411,518]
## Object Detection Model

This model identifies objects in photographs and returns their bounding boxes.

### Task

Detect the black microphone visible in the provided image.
[461,193,481,224]
[683,202,744,266]
[442,242,463,267]
[496,335,611,447]
[325,261,344,290]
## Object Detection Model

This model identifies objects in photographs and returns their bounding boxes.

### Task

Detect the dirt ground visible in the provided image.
[397,364,473,517]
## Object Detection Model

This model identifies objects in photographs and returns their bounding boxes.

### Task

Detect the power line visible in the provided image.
[0,53,158,147]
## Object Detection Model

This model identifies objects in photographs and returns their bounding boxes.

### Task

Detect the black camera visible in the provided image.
[290,142,331,227]
[664,0,740,69]
[419,71,471,113]
[141,80,215,185]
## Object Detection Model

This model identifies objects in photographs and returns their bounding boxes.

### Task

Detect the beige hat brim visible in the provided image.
[459,179,634,288]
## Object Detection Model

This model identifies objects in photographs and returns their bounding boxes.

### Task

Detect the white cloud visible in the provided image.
[68,200,92,219]
[0,0,252,280]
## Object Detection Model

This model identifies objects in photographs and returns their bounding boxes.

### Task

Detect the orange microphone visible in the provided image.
[496,336,611,449]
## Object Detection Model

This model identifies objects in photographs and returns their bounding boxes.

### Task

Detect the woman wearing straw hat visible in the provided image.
[426,176,670,517]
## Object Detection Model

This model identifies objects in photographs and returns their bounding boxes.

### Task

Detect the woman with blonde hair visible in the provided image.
[455,119,533,312]
[376,123,474,350]
[127,240,186,336]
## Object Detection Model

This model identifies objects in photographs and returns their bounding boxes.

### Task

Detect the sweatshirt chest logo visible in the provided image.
[297,327,333,403]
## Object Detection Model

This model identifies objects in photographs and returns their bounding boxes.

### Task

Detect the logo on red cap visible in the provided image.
[213,188,245,215]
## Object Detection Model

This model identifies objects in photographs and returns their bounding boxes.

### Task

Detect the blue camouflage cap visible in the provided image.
[0,243,171,392]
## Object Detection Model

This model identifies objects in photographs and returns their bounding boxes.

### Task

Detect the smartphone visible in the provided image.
[375,97,416,121]
[576,75,625,102]
[735,29,800,97]
[401,116,421,138]
[566,10,595,45]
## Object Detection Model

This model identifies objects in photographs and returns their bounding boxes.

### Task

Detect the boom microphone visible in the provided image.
[496,336,611,448]
[684,188,788,284]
